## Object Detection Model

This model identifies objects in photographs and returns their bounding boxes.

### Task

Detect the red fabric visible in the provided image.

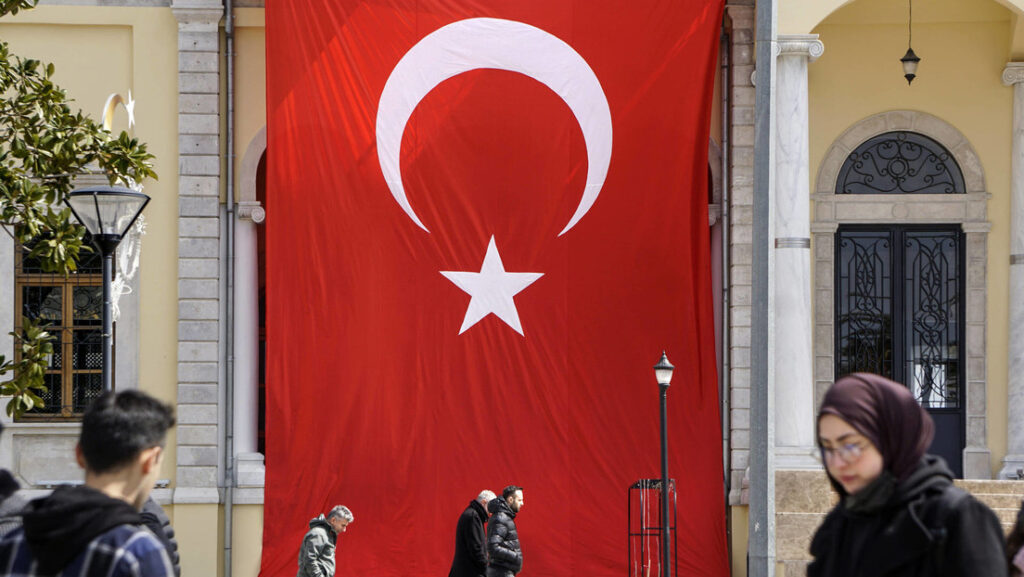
[264,2,727,576]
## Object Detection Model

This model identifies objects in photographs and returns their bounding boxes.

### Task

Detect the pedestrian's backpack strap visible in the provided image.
[928,485,969,574]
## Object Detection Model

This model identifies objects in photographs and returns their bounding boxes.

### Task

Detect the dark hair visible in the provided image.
[502,485,522,500]
[79,390,175,474]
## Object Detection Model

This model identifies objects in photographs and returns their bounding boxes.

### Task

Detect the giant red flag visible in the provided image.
[264,1,727,576]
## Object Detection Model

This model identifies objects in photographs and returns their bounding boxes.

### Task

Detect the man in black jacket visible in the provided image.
[486,485,524,577]
[141,496,180,577]
[448,490,495,577]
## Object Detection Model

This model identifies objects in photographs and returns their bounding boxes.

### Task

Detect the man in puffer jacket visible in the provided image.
[297,505,353,577]
[486,485,524,577]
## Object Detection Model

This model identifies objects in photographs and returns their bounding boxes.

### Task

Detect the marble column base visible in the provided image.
[997,453,1024,480]
[775,446,822,470]
[962,447,991,479]
[235,452,266,487]
[961,446,990,479]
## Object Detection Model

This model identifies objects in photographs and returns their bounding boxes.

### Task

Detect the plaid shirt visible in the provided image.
[0,523,174,577]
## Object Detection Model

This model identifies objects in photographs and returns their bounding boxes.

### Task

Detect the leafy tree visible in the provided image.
[0,0,157,417]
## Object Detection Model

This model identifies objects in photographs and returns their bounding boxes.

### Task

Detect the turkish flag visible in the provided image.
[264,2,727,576]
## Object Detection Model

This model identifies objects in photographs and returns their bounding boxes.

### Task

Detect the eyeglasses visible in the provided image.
[816,441,866,464]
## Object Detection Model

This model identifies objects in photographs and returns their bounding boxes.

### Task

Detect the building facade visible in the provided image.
[2,0,1024,575]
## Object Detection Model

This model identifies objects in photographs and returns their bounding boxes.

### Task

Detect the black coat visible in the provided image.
[141,496,181,577]
[448,499,489,577]
[808,456,1007,577]
[0,469,27,538]
[486,497,522,574]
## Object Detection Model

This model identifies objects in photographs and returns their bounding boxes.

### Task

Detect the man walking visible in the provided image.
[297,505,354,577]
[486,485,524,577]
[0,390,176,576]
[448,489,495,577]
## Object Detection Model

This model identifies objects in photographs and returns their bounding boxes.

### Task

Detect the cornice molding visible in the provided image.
[172,1,223,27]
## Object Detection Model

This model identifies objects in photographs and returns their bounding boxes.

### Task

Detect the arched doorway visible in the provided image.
[814,111,991,478]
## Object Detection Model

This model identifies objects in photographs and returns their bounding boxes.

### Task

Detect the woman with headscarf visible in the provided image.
[808,373,1007,577]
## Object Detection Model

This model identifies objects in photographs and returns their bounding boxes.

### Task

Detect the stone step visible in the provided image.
[993,507,1022,526]
[955,479,1024,496]
[775,512,824,562]
[970,493,1024,510]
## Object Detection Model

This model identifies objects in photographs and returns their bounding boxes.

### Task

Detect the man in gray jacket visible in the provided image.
[297,505,353,577]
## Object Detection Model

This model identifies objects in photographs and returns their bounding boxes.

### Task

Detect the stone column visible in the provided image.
[234,201,265,487]
[1000,62,1024,479]
[964,222,992,479]
[773,35,822,469]
[173,0,223,503]
[725,2,755,505]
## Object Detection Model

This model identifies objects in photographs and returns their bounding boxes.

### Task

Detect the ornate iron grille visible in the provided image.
[837,231,894,379]
[904,232,960,408]
[836,227,963,409]
[836,131,965,194]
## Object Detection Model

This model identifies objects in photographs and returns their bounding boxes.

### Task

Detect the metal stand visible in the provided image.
[628,479,677,577]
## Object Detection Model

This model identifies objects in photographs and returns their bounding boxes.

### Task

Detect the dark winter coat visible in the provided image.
[486,497,522,574]
[0,485,173,576]
[0,470,27,538]
[808,455,1007,577]
[297,514,337,577]
[141,496,181,577]
[448,499,489,577]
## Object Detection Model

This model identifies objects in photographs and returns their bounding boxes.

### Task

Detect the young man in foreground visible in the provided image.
[0,390,176,576]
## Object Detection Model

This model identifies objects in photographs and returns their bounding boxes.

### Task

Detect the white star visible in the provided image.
[124,91,136,129]
[441,237,543,336]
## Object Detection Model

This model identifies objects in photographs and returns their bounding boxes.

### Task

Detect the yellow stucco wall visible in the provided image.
[233,504,265,576]
[809,0,1014,476]
[730,505,748,577]
[235,8,267,194]
[176,503,224,575]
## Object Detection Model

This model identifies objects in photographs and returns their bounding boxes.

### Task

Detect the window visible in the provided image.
[14,235,107,418]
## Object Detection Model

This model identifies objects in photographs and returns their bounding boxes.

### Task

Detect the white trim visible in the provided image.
[233,127,266,488]
[173,487,222,504]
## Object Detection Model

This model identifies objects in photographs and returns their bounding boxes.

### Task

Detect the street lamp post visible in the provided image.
[653,351,674,577]
[64,186,150,392]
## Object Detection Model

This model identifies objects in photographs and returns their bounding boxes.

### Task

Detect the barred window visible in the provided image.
[14,235,108,419]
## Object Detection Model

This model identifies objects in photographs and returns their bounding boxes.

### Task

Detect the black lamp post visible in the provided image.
[64,186,150,392]
[653,351,674,577]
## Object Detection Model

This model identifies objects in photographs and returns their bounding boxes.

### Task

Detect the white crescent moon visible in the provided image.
[376,18,613,237]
